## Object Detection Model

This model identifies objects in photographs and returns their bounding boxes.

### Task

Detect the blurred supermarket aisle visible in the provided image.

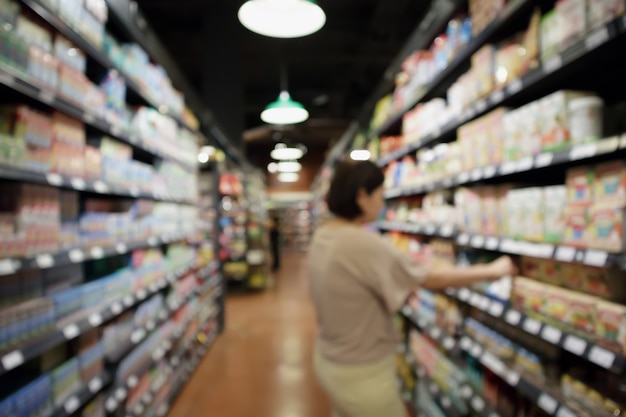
[168,253,330,417]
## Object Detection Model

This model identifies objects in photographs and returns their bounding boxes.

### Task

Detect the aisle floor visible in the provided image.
[169,253,331,417]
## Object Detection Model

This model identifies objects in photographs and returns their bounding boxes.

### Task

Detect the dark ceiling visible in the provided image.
[134,0,431,151]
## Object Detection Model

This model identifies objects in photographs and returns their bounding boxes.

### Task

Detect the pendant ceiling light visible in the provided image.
[270,143,305,160]
[276,161,302,173]
[278,172,300,183]
[238,0,326,39]
[261,61,309,125]
[350,149,371,161]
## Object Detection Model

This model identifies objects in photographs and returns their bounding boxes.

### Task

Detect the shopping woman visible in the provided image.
[307,160,517,417]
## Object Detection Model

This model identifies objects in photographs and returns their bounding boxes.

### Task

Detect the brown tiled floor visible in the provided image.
[169,253,331,417]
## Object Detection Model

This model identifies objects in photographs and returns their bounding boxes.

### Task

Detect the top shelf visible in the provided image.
[376,11,626,167]
[20,0,198,133]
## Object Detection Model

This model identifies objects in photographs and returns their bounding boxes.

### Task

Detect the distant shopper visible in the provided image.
[269,215,281,271]
[307,160,517,417]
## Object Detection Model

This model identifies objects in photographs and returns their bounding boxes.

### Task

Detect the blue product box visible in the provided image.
[52,286,83,321]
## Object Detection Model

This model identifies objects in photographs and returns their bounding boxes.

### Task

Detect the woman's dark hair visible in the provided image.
[326,160,385,220]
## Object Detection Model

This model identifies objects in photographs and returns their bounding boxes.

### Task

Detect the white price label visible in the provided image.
[500,161,517,175]
[36,254,54,269]
[82,112,95,124]
[63,323,80,340]
[458,288,471,301]
[148,236,159,246]
[93,181,108,194]
[69,249,84,263]
[471,169,483,181]
[563,335,588,356]
[541,325,563,344]
[483,165,497,178]
[522,318,542,335]
[583,250,608,267]
[130,187,140,197]
[485,237,499,250]
[535,153,554,168]
[424,225,436,235]
[127,375,138,388]
[569,143,597,161]
[556,406,577,417]
[110,125,121,137]
[105,398,118,412]
[471,235,485,248]
[470,343,483,357]
[123,295,133,306]
[458,234,470,245]
[470,292,482,307]
[64,396,80,414]
[506,371,520,386]
[90,246,104,259]
[479,296,491,311]
[153,347,164,361]
[543,55,563,74]
[38,90,54,104]
[2,350,24,371]
[88,376,102,393]
[516,157,534,172]
[588,345,616,369]
[458,172,470,183]
[88,312,102,327]
[46,173,63,186]
[146,320,155,331]
[131,328,146,344]
[137,289,147,300]
[490,89,505,104]
[70,177,86,190]
[461,386,473,399]
[443,337,455,350]
[472,396,485,411]
[0,71,15,87]
[440,225,454,237]
[115,242,127,254]
[507,78,523,95]
[0,259,16,275]
[585,27,610,51]
[555,246,577,262]
[149,282,158,292]
[429,327,442,340]
[505,310,522,326]
[111,302,123,315]
[476,99,487,113]
[538,393,558,415]
[115,387,127,401]
[482,352,505,376]
[488,302,504,317]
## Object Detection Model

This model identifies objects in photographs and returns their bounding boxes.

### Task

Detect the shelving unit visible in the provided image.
[0,1,225,416]
[329,0,626,415]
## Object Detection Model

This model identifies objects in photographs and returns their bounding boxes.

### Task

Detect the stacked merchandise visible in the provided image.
[274,202,314,251]
[352,0,626,416]
[0,1,223,417]
[218,172,249,284]
[245,174,270,289]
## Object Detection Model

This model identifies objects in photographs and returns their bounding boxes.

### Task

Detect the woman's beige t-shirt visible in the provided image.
[307,224,428,364]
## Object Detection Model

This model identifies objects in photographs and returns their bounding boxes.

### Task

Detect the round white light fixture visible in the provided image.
[198,146,216,163]
[270,143,305,160]
[261,91,309,125]
[350,150,371,161]
[278,172,299,183]
[277,161,302,173]
[198,152,209,163]
[267,162,279,173]
[238,0,326,39]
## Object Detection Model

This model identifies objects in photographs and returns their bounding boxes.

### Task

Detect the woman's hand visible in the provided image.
[487,256,518,279]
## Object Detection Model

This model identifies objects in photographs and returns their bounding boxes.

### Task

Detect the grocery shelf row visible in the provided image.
[18,0,197,134]
[442,286,626,374]
[383,134,626,199]
[0,61,195,172]
[377,14,626,167]
[403,309,581,417]
[374,0,532,140]
[0,260,217,376]
[378,221,625,270]
[0,232,197,277]
[0,165,196,205]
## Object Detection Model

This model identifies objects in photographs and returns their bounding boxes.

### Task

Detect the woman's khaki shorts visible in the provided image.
[313,348,407,417]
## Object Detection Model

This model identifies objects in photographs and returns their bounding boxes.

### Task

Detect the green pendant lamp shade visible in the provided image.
[238,0,326,38]
[261,91,309,125]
